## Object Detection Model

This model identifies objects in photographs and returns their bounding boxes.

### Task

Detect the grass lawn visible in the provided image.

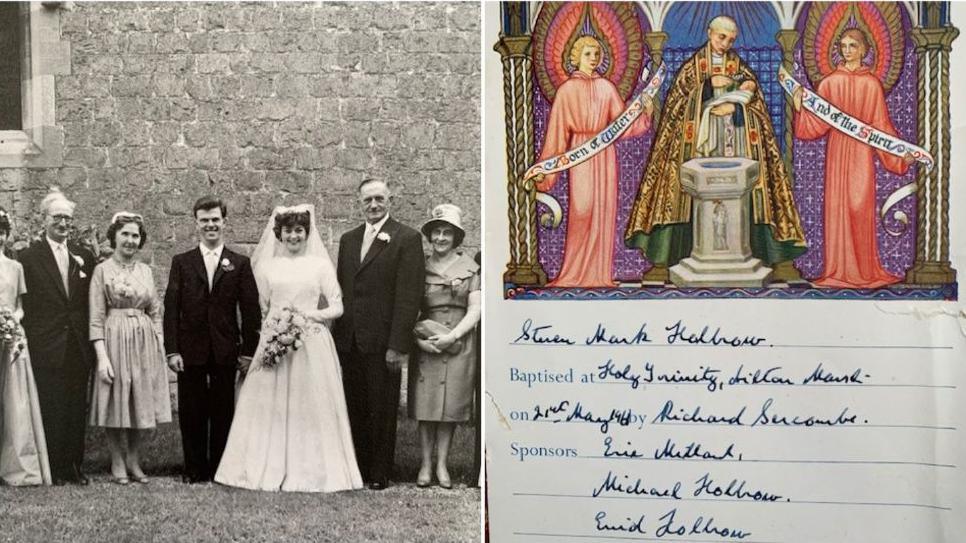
[0,412,480,542]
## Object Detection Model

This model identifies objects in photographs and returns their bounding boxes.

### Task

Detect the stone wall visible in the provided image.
[1,1,480,278]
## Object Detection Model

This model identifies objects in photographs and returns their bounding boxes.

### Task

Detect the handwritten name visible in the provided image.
[654,439,741,461]
[693,473,784,502]
[656,508,752,540]
[752,398,858,427]
[592,470,682,499]
[586,323,652,346]
[514,319,575,345]
[514,319,769,347]
[666,320,767,347]
[653,400,748,426]
[652,399,860,428]
[595,511,647,534]
[603,436,643,459]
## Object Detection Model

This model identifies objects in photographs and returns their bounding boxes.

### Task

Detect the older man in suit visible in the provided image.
[20,190,96,485]
[335,179,424,490]
[163,196,260,483]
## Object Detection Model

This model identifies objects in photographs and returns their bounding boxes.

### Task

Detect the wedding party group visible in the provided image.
[0,179,480,493]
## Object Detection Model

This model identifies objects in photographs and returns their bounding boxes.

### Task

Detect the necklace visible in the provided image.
[114,257,137,272]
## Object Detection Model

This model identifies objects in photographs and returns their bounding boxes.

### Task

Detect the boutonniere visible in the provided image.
[220,257,235,272]
[69,253,87,278]
[376,232,391,243]
[450,278,463,288]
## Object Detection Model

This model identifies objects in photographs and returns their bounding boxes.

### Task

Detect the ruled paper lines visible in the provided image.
[573,456,956,469]
[512,532,784,543]
[511,492,951,511]
[509,343,954,350]
[525,419,957,431]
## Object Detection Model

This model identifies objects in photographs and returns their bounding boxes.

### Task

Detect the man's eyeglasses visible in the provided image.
[50,214,74,224]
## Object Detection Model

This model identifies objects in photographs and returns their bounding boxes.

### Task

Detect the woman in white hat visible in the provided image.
[409,204,480,489]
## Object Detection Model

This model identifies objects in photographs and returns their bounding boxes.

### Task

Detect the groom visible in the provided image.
[335,179,424,490]
[163,196,260,483]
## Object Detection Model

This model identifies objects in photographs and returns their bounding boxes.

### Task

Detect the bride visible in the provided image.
[214,205,363,492]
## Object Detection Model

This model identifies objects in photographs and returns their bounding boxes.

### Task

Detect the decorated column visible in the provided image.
[775,28,799,167]
[906,3,958,286]
[772,27,805,283]
[496,2,546,286]
[643,31,668,123]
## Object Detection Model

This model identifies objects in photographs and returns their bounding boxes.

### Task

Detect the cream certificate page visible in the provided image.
[484,2,966,542]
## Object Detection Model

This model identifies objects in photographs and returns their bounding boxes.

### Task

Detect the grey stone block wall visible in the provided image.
[3,1,480,279]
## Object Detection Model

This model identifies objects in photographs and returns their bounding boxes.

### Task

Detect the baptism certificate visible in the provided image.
[484,2,966,542]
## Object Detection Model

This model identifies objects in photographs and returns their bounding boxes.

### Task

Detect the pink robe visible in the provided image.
[537,71,651,287]
[794,66,909,289]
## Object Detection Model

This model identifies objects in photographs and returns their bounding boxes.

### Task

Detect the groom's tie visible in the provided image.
[360,224,377,263]
[203,248,218,290]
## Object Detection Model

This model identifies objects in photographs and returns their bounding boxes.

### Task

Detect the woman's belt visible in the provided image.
[107,308,146,318]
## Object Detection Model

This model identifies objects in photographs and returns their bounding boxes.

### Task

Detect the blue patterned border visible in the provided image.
[504,283,958,301]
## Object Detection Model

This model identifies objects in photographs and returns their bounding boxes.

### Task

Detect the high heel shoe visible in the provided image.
[130,474,150,484]
[416,466,432,488]
[436,466,452,489]
[110,464,129,485]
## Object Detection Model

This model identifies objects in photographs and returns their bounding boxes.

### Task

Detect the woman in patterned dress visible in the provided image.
[409,204,480,488]
[89,213,171,484]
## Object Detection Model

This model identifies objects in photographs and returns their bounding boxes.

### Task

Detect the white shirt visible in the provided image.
[199,243,224,289]
[360,214,390,262]
[46,236,70,291]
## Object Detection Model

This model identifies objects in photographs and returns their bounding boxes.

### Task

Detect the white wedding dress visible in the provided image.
[214,255,363,492]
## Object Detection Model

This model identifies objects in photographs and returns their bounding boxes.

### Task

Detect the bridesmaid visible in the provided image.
[89,212,171,484]
[409,204,480,489]
[0,207,52,486]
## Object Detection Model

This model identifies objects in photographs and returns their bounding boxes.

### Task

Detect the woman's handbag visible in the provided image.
[414,319,462,355]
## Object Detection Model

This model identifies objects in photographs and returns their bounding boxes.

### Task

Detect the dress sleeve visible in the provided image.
[15,262,25,298]
[610,82,651,139]
[254,265,271,319]
[535,82,575,192]
[13,261,26,322]
[469,270,481,293]
[88,264,107,342]
[316,259,344,321]
[867,79,910,176]
[144,264,163,335]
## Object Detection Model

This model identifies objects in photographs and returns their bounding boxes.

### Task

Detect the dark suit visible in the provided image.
[19,240,95,481]
[335,217,424,484]
[163,246,260,480]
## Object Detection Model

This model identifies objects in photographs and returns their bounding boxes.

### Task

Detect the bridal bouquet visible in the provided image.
[256,306,316,370]
[0,307,25,362]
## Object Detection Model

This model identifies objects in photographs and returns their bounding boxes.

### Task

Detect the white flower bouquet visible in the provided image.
[0,306,25,362]
[256,307,319,370]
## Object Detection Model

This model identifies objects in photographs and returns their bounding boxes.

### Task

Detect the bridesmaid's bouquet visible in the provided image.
[256,307,315,370]
[0,307,25,362]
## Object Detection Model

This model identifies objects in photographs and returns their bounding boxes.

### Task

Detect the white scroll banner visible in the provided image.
[778,65,931,236]
[527,64,667,229]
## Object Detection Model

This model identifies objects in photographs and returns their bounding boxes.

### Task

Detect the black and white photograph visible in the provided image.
[0,2,481,541]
